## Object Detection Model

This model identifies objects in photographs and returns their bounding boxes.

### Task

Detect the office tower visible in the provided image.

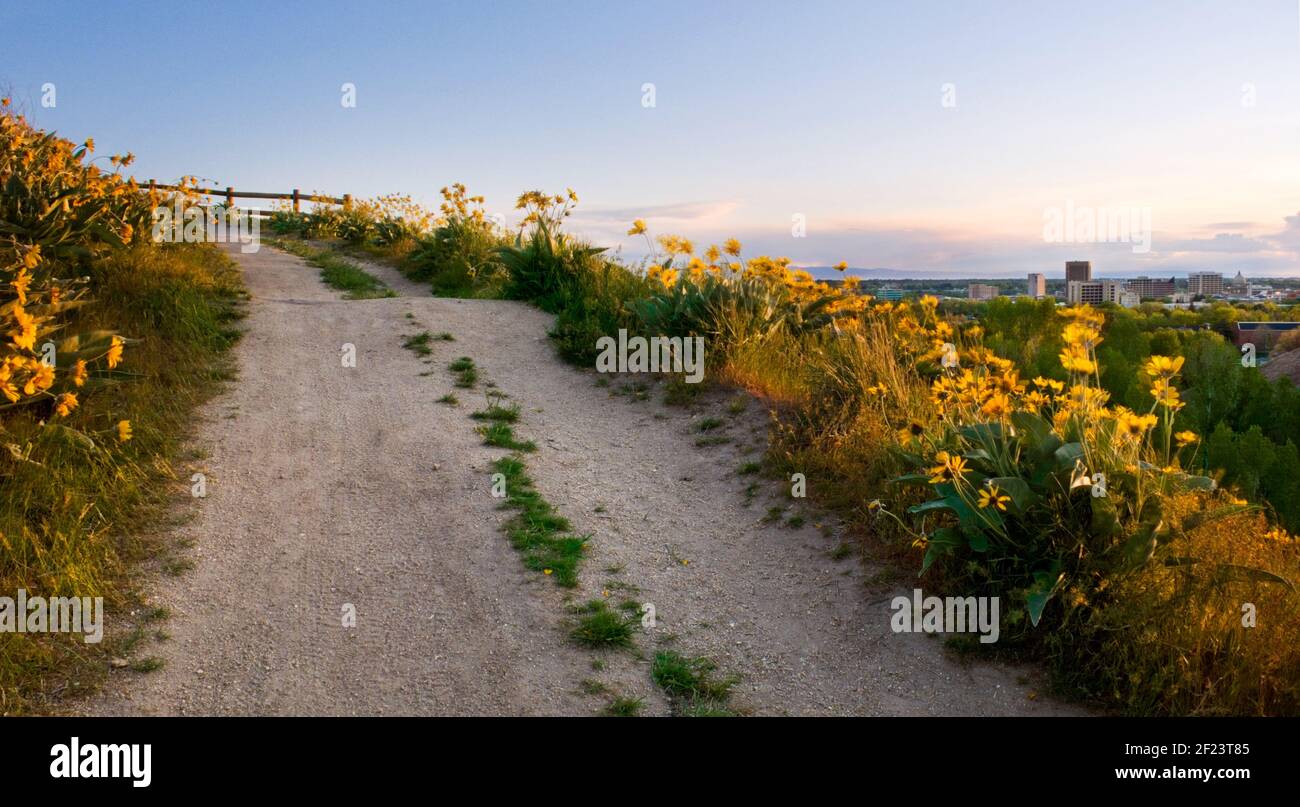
[1124,276,1176,299]
[1027,273,1046,299]
[1187,272,1224,297]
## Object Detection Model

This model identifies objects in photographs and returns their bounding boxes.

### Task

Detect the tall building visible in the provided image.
[1188,272,1224,298]
[1067,281,1103,305]
[968,283,999,301]
[1027,273,1046,299]
[1065,261,1092,283]
[1067,279,1139,307]
[1124,276,1176,299]
[1101,280,1140,308]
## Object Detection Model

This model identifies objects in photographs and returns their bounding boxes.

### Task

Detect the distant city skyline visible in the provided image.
[6,0,1300,277]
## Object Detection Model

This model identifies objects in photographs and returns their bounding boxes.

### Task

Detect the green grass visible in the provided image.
[271,237,395,299]
[737,461,762,476]
[695,435,730,447]
[470,397,521,424]
[695,417,724,432]
[579,679,609,695]
[0,243,244,713]
[436,393,459,405]
[603,696,645,717]
[449,356,479,388]
[478,422,537,452]
[130,657,165,673]
[490,455,589,587]
[651,651,740,716]
[402,331,434,356]
[570,600,637,649]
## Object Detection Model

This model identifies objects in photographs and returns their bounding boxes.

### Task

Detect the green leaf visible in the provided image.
[1089,495,1121,539]
[919,527,961,575]
[1025,567,1064,627]
[1119,519,1162,569]
[908,497,952,516]
[960,422,1004,444]
[1009,410,1053,444]
[1214,564,1296,593]
[1180,474,1217,492]
[889,472,933,488]
[1053,442,1085,471]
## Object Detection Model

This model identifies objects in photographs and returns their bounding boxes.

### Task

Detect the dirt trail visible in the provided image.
[86,242,1080,716]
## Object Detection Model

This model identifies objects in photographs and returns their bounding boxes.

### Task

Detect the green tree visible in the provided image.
[1181,332,1242,433]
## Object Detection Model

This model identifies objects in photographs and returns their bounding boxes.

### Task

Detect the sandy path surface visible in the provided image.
[86,242,1080,716]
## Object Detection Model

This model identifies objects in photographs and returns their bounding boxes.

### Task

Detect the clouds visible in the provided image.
[565,207,1300,277]
[575,200,739,224]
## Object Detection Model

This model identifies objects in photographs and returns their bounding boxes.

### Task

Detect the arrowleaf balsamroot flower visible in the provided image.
[53,391,78,417]
[977,485,1011,511]
[106,335,125,368]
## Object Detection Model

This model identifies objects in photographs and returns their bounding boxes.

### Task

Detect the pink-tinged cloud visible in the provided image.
[568,209,1300,278]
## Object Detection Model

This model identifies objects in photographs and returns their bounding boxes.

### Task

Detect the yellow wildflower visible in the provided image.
[928,451,969,484]
[54,392,78,417]
[978,485,1011,511]
[1144,355,1185,378]
[106,335,124,368]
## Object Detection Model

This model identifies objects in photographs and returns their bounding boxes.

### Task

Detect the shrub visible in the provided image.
[497,195,649,363]
[406,184,508,295]
[0,99,244,711]
[268,210,306,235]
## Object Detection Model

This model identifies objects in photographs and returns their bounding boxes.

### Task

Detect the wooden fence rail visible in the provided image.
[143,180,351,213]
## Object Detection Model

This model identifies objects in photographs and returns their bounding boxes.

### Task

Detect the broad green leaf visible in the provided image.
[1025,567,1064,627]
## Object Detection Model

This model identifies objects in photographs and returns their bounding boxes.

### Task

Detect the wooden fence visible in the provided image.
[143,181,351,216]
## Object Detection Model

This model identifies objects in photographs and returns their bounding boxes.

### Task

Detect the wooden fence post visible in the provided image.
[292,189,301,213]
[342,194,352,210]
[226,186,235,208]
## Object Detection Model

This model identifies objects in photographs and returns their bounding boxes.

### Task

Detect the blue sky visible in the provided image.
[5,0,1300,276]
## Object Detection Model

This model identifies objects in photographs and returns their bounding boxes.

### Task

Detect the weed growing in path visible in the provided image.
[570,600,637,649]
[490,456,588,587]
[271,238,395,299]
[478,421,537,452]
[402,331,434,356]
[470,393,521,423]
[652,651,740,716]
[603,696,645,717]
[449,356,478,388]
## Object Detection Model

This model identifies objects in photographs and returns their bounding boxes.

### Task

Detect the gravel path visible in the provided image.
[85,242,1080,716]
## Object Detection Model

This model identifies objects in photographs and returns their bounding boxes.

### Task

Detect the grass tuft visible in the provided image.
[570,600,637,649]
[651,651,740,716]
[271,238,395,299]
[491,456,588,587]
[478,422,537,452]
